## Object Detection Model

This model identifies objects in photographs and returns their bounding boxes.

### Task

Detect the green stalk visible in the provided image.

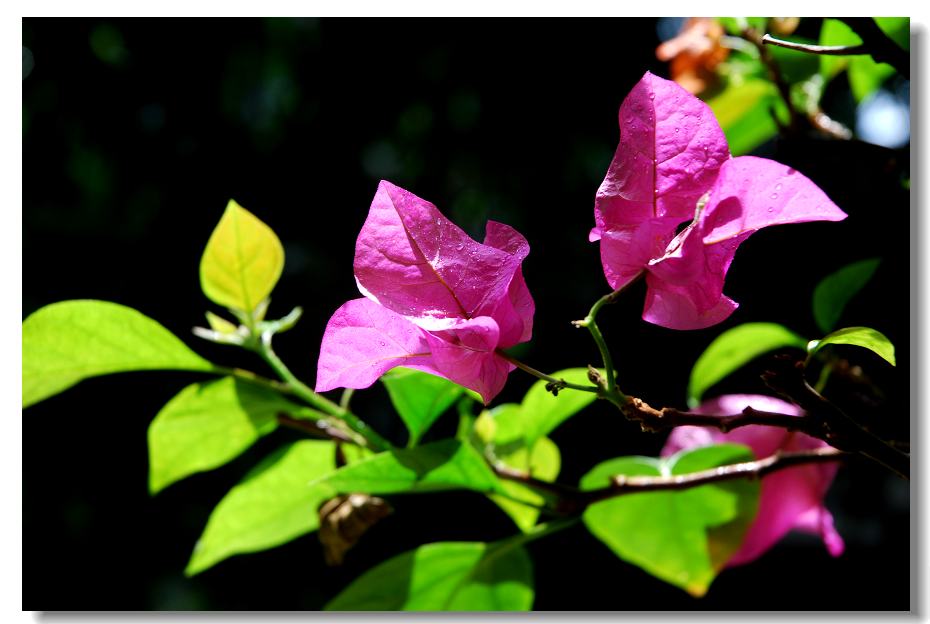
[255,334,392,452]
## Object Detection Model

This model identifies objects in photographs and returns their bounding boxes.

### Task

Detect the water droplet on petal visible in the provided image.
[770,193,778,200]
[767,207,774,213]
[774,183,782,191]
[379,340,386,346]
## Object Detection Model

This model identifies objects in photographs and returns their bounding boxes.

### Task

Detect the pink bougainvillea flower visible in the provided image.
[316,181,534,404]
[662,394,845,566]
[591,72,847,330]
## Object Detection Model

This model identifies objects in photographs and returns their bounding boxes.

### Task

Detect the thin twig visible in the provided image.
[762,33,869,56]
[581,447,847,506]
[277,413,362,446]
[494,349,599,395]
[620,396,819,436]
[493,446,847,514]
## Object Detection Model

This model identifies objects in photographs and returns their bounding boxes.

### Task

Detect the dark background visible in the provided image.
[23,18,911,610]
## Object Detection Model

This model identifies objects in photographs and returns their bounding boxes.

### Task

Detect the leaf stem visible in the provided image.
[494,349,599,394]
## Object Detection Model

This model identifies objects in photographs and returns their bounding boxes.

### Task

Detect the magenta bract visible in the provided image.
[316,181,534,404]
[662,394,845,566]
[592,72,848,330]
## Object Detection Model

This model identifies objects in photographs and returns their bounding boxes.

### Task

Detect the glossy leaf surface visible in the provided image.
[381,368,465,446]
[688,322,808,406]
[326,541,533,611]
[186,440,336,576]
[310,439,506,496]
[22,300,214,408]
[148,377,312,493]
[581,444,759,596]
[809,326,896,366]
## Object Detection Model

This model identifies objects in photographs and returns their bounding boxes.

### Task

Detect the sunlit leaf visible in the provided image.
[808,326,895,366]
[22,299,214,408]
[186,440,336,576]
[148,377,314,493]
[490,436,561,532]
[581,444,759,596]
[819,18,909,101]
[381,368,464,446]
[688,323,808,407]
[200,199,284,315]
[326,540,533,610]
[812,258,881,334]
[518,368,598,444]
[310,439,506,496]
[705,77,782,155]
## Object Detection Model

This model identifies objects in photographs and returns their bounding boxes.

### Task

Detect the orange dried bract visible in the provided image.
[656,17,729,94]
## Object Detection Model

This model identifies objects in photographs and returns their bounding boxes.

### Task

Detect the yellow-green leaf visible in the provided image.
[200,199,284,314]
[22,300,214,408]
[808,326,896,366]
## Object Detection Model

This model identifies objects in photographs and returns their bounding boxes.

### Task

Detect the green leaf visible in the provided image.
[705,77,782,155]
[490,436,561,532]
[200,199,285,315]
[326,540,533,610]
[819,18,908,101]
[186,440,336,576]
[148,377,314,493]
[518,368,598,444]
[808,326,896,366]
[812,258,881,334]
[581,444,759,597]
[311,439,506,496]
[688,322,808,407]
[22,299,214,408]
[381,368,464,446]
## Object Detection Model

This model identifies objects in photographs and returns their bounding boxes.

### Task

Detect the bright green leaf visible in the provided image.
[519,368,598,444]
[705,77,781,155]
[148,377,314,493]
[22,299,214,408]
[381,368,464,446]
[812,258,881,334]
[809,326,896,366]
[819,18,908,102]
[688,323,808,407]
[326,540,533,611]
[186,440,336,576]
[581,444,759,597]
[491,436,561,532]
[200,199,284,315]
[310,439,506,496]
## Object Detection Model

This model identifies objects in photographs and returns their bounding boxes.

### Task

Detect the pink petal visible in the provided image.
[354,181,524,323]
[700,156,848,245]
[483,223,535,347]
[315,298,439,392]
[660,395,843,566]
[593,71,730,289]
[641,272,739,330]
[644,157,847,330]
[423,316,514,404]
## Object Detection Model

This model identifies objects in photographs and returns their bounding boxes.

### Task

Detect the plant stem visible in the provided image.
[572,279,641,402]
[494,349,599,394]
[761,33,869,56]
[212,366,294,394]
[581,447,847,506]
[256,334,392,452]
